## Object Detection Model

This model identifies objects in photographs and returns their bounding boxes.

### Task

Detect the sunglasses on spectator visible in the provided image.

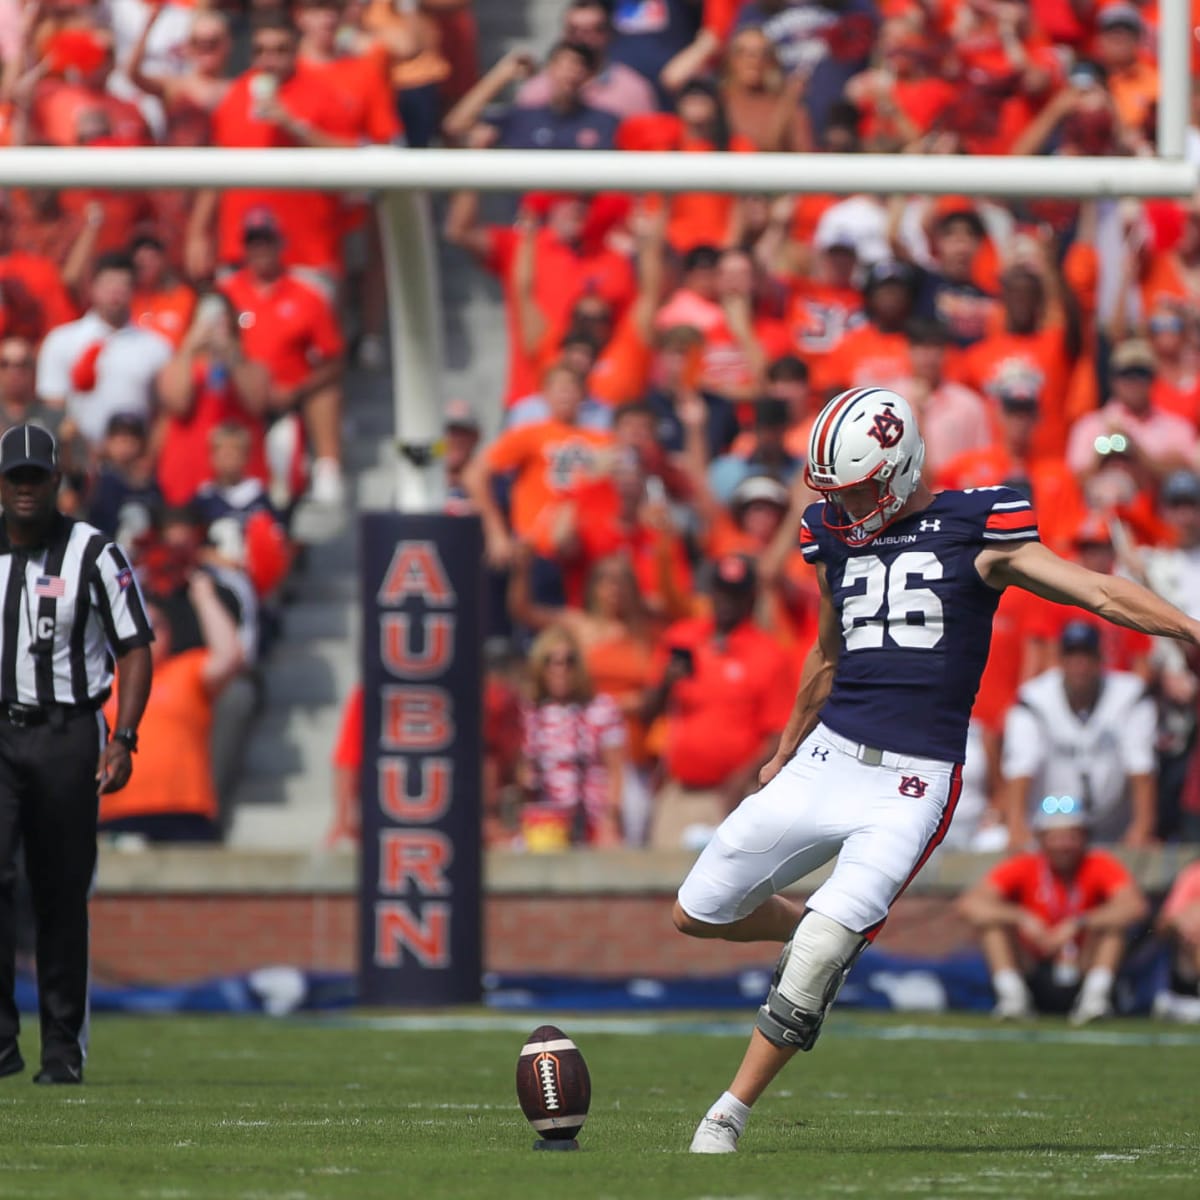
[0,357,32,369]
[252,40,293,57]
[1115,366,1154,379]
[1149,316,1185,333]
[545,653,578,668]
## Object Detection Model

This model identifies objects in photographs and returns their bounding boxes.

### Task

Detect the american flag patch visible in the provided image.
[35,575,66,598]
[116,568,133,591]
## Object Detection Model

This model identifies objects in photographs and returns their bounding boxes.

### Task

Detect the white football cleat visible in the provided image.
[1068,994,1112,1027]
[991,992,1033,1021]
[689,1116,740,1154]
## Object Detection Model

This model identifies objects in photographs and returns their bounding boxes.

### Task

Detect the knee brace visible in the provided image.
[755,911,866,1052]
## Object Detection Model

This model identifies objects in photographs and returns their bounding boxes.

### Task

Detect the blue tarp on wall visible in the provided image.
[13,943,1170,1016]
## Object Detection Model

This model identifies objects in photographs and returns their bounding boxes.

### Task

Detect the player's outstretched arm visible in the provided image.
[977,540,1200,645]
[759,565,841,786]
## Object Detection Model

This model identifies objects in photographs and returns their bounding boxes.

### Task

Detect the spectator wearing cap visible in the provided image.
[810,194,891,269]
[1000,620,1158,850]
[516,1,656,120]
[85,412,162,545]
[443,41,619,152]
[185,8,357,285]
[957,245,1081,462]
[641,553,794,849]
[218,208,346,508]
[130,230,196,349]
[1154,861,1200,1020]
[1067,339,1196,518]
[814,259,916,397]
[898,318,992,478]
[36,251,173,454]
[444,400,481,516]
[957,799,1149,1025]
[1095,5,1157,139]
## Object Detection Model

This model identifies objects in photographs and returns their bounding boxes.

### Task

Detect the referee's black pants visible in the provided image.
[0,710,103,1072]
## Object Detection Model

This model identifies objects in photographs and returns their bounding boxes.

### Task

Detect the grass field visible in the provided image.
[1,1011,1198,1200]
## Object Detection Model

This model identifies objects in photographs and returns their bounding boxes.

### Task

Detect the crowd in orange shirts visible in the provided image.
[416,0,1200,858]
[0,0,478,841]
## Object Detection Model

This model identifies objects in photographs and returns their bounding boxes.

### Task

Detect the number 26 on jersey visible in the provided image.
[841,552,944,650]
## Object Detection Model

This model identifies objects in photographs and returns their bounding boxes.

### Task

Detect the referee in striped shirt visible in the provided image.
[0,425,153,1085]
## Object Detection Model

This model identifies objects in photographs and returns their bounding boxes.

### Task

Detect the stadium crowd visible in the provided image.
[4,0,1200,910]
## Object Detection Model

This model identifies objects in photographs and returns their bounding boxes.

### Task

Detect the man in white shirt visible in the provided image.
[1001,620,1158,848]
[36,252,173,452]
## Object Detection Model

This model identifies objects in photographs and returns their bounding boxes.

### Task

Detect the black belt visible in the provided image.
[0,694,108,728]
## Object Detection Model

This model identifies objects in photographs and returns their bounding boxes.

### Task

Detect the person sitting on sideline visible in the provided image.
[1153,859,1200,1023]
[957,799,1149,1025]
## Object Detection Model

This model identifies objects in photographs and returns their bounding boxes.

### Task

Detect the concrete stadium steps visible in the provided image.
[227,0,561,848]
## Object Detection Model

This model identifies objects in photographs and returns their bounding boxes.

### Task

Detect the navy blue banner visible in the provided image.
[358,514,483,1006]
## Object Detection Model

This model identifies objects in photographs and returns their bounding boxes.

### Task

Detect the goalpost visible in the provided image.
[4,0,1191,1003]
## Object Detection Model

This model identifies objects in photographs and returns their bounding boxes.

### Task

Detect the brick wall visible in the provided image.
[90,893,976,984]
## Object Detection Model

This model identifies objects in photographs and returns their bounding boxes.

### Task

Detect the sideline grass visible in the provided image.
[1,1012,1197,1200]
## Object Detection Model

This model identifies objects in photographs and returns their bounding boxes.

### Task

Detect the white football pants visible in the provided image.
[677,723,962,936]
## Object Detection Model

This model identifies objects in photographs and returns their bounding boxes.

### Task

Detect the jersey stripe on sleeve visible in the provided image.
[983,498,1039,542]
[799,518,820,561]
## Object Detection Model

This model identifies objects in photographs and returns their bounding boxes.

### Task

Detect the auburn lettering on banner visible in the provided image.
[379,829,454,895]
[374,901,451,968]
[360,515,482,1005]
[378,758,453,823]
[377,540,456,607]
[380,612,455,678]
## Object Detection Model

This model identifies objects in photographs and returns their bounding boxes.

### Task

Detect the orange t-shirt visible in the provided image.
[0,252,78,343]
[1107,60,1159,135]
[971,585,1059,734]
[589,311,653,407]
[784,278,864,382]
[132,283,196,349]
[934,446,1087,554]
[955,325,1076,460]
[33,80,152,147]
[210,65,348,272]
[484,420,614,543]
[987,850,1134,955]
[1140,253,1200,320]
[300,47,401,145]
[814,325,911,397]
[585,632,656,765]
[856,77,956,144]
[219,269,344,389]
[334,685,364,771]
[100,650,217,824]
[653,616,795,788]
[484,226,636,406]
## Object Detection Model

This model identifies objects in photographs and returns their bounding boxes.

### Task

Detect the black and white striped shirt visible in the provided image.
[0,513,153,706]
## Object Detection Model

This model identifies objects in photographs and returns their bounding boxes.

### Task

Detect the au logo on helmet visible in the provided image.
[867,410,905,449]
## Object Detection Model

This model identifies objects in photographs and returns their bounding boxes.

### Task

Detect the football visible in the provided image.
[515,1024,591,1143]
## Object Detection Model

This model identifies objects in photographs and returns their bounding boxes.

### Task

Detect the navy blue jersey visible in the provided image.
[800,487,1040,762]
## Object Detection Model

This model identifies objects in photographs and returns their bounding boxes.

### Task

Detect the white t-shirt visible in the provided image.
[1002,667,1156,842]
[37,312,173,447]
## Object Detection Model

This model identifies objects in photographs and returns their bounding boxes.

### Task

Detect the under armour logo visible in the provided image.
[898,775,928,798]
[918,519,941,533]
[811,746,829,761]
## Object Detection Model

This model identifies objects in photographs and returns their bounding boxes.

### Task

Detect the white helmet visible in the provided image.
[805,387,925,546]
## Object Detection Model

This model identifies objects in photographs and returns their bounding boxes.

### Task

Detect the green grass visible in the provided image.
[1,1012,1198,1199]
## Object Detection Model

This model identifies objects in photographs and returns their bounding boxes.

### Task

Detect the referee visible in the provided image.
[0,425,153,1085]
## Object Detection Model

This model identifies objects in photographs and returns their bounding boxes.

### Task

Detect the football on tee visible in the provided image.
[516,1025,591,1141]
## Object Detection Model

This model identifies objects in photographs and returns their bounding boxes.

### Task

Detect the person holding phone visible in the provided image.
[154,290,271,508]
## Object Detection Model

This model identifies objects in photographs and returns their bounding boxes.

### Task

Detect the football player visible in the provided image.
[678,385,1200,1154]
